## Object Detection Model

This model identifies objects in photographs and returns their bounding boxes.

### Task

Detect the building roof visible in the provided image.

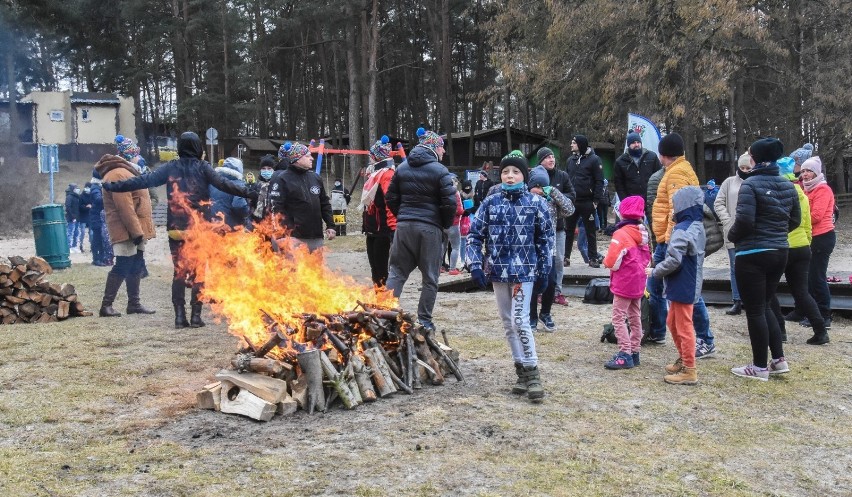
[236,138,279,152]
[70,92,120,104]
[446,127,548,142]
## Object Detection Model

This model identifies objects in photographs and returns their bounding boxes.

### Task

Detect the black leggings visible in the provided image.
[564,200,598,261]
[770,246,825,333]
[808,230,835,320]
[530,256,559,319]
[735,250,787,368]
[366,234,393,287]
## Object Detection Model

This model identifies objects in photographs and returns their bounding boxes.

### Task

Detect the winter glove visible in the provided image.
[471,268,487,289]
[132,235,144,245]
[533,274,548,294]
[247,189,259,201]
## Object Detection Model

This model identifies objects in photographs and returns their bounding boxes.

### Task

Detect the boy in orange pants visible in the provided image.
[646,186,706,384]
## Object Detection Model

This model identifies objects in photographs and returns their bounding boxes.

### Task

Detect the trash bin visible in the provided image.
[32,204,71,269]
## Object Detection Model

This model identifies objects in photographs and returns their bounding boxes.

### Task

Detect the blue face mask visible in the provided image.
[260,169,273,180]
[501,182,524,192]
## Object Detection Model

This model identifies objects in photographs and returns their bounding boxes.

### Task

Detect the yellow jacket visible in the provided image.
[652,156,698,243]
[788,183,812,248]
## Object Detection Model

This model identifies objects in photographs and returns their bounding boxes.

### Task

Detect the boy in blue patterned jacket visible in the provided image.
[466,152,554,402]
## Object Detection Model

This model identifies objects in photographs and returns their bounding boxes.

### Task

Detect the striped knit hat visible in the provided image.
[416,127,444,152]
[115,135,140,160]
[370,135,392,161]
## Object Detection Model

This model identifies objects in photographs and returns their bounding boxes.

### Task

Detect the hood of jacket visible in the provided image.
[94,154,141,179]
[218,157,244,179]
[407,145,440,167]
[673,185,704,224]
[178,131,203,159]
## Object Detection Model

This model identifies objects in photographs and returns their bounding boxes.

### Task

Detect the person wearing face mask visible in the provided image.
[713,152,753,316]
[78,184,91,253]
[64,183,82,253]
[250,154,277,222]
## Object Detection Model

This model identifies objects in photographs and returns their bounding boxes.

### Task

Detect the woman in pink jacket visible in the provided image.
[602,196,652,369]
[799,157,836,331]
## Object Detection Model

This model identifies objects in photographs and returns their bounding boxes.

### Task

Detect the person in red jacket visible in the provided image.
[799,157,836,332]
[361,135,397,287]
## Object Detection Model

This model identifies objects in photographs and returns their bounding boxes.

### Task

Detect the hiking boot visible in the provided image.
[784,310,803,322]
[695,338,716,359]
[512,363,527,394]
[190,303,205,328]
[806,333,830,345]
[768,357,790,375]
[540,313,556,332]
[522,365,544,402]
[665,357,684,374]
[553,294,569,306]
[631,352,640,366]
[731,364,769,381]
[725,300,742,315]
[174,304,190,328]
[664,366,697,385]
[605,351,634,370]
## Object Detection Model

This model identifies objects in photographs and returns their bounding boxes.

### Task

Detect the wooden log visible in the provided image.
[39,293,53,307]
[349,355,377,402]
[230,354,293,380]
[414,337,444,385]
[7,256,27,267]
[0,263,12,275]
[19,301,39,318]
[406,333,422,389]
[59,283,76,298]
[72,302,86,315]
[364,337,402,378]
[296,349,326,414]
[318,351,359,409]
[290,377,308,411]
[4,295,25,305]
[48,283,62,295]
[0,277,14,288]
[277,396,298,416]
[14,289,30,300]
[0,287,12,296]
[343,362,362,404]
[26,256,52,275]
[0,307,12,317]
[56,300,71,319]
[362,346,397,397]
[425,331,464,382]
[219,380,276,421]
[7,268,23,284]
[214,369,288,404]
[196,382,222,410]
[21,271,45,288]
[2,314,17,325]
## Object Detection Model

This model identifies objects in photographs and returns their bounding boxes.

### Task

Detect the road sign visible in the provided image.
[206,127,218,142]
[38,144,59,174]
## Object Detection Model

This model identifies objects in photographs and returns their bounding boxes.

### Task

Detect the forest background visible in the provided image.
[1,0,851,191]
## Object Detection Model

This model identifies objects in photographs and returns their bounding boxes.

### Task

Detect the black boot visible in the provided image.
[125,275,155,314]
[99,272,124,317]
[174,304,189,328]
[189,285,205,328]
[725,300,742,315]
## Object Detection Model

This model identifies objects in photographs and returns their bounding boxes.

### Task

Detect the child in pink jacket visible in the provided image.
[602,196,652,369]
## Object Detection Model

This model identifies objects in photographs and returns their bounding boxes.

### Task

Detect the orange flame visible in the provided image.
[170,185,397,352]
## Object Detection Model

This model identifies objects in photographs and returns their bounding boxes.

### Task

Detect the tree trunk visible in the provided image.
[221,0,229,137]
[171,0,189,129]
[439,0,454,167]
[366,0,379,143]
[4,31,17,147]
[504,86,512,153]
[345,6,363,158]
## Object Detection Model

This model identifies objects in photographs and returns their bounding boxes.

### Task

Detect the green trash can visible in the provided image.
[32,204,71,269]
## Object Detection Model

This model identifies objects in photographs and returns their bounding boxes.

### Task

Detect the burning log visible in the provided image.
[0,256,90,324]
[296,349,326,414]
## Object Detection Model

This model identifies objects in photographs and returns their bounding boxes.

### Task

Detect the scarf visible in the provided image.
[802,172,826,193]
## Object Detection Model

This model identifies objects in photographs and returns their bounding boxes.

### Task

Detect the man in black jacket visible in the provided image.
[103,131,255,329]
[268,141,336,252]
[472,169,494,212]
[537,147,576,303]
[385,128,457,331]
[613,131,662,204]
[563,134,604,268]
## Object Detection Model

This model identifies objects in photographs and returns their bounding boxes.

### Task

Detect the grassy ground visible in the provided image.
[0,159,850,496]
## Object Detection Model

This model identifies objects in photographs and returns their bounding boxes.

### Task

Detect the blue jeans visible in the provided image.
[66,220,79,248]
[647,242,714,345]
[577,224,590,263]
[727,248,740,301]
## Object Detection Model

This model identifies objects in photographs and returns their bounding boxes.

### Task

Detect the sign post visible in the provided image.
[38,144,60,203]
[205,127,218,164]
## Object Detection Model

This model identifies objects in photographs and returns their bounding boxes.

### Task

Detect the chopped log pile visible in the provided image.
[198,303,463,421]
[0,256,92,324]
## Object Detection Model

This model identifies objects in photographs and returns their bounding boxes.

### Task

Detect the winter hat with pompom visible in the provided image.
[618,195,645,220]
[370,135,393,161]
[115,135,140,161]
[416,127,444,152]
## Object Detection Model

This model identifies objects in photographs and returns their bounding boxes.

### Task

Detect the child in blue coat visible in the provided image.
[466,152,554,402]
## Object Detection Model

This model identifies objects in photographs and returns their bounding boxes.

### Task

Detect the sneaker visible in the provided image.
[540,313,556,332]
[419,321,436,332]
[448,268,461,276]
[605,351,635,369]
[731,364,769,381]
[631,352,640,366]
[642,333,666,345]
[553,294,569,306]
[824,318,832,330]
[695,339,716,359]
[768,357,789,375]
[530,318,538,331]
[589,260,600,269]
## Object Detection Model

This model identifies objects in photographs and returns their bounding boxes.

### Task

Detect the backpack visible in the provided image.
[583,278,613,305]
[702,204,724,257]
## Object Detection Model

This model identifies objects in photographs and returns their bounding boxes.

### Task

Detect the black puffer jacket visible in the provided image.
[64,185,81,221]
[545,166,576,231]
[269,165,334,239]
[102,132,251,231]
[728,163,800,252]
[385,145,457,229]
[613,149,661,201]
[565,148,604,203]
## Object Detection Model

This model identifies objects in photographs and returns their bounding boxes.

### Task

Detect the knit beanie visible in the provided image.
[537,147,554,161]
[618,195,645,220]
[737,152,752,169]
[282,142,311,164]
[259,154,277,169]
[416,127,444,152]
[115,134,140,161]
[658,133,685,157]
[801,156,823,175]
[370,135,392,161]
[528,166,550,188]
[789,143,814,165]
[626,132,642,147]
[749,137,784,164]
[573,134,589,155]
[499,151,529,183]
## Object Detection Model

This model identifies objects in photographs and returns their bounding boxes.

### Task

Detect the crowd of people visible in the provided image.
[68,126,839,401]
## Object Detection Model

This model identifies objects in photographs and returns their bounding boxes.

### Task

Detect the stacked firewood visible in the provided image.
[0,255,92,324]
[198,303,463,421]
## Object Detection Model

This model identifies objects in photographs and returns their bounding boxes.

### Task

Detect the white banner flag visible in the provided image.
[626,113,662,156]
